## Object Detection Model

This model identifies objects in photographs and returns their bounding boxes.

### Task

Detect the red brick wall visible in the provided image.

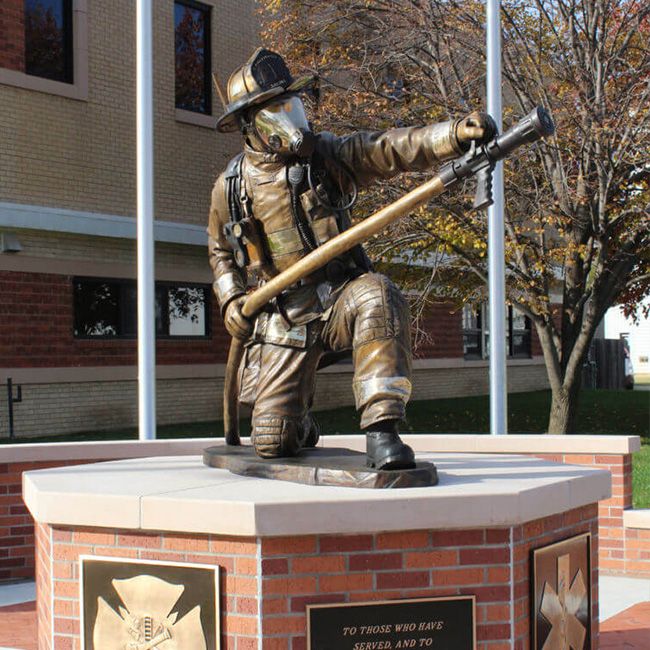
[531,326,543,357]
[0,271,230,367]
[532,452,650,577]
[35,507,598,650]
[259,511,598,650]
[0,0,25,72]
[413,303,463,359]
[0,459,95,581]
[35,522,53,650]
[1,271,548,369]
[413,302,545,360]
[39,526,259,650]
[625,528,650,576]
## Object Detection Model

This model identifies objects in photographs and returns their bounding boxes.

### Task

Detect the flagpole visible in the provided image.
[486,0,508,435]
[136,0,156,440]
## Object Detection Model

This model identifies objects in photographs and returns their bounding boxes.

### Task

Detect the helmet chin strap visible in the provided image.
[241,117,284,156]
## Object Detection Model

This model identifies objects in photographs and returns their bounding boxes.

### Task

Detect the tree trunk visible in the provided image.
[547,380,582,434]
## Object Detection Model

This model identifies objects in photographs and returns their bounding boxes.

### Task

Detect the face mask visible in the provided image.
[253,95,315,158]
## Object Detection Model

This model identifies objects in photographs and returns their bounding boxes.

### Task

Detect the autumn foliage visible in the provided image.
[259,0,650,433]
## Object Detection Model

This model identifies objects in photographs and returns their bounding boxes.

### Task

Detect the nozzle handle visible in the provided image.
[473,165,494,210]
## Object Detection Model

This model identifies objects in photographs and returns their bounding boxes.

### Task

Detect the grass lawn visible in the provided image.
[633,444,650,509]
[3,388,648,503]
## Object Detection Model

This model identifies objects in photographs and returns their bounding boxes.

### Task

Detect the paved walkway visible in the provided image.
[0,602,37,650]
[0,580,649,649]
[600,602,650,648]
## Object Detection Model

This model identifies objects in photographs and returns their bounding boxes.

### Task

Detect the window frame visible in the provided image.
[508,305,532,359]
[0,0,87,101]
[72,276,211,341]
[462,305,483,360]
[462,303,532,360]
[173,0,212,117]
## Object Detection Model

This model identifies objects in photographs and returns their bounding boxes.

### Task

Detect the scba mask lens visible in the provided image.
[253,96,315,158]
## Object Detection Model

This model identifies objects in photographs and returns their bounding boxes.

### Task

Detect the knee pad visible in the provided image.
[346,274,409,345]
[252,415,302,459]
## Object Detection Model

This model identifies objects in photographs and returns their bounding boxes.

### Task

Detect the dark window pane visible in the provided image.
[120,284,138,338]
[510,307,531,358]
[462,305,482,359]
[24,0,73,83]
[511,331,532,358]
[74,279,209,339]
[463,332,482,359]
[155,286,167,336]
[74,280,120,337]
[174,1,211,114]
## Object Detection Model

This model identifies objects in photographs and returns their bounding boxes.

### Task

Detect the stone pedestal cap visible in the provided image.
[23,452,611,536]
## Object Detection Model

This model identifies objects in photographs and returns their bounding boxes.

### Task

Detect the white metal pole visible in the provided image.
[486,0,508,435]
[136,0,156,440]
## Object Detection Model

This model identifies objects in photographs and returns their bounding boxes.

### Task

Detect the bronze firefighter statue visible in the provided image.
[208,48,550,471]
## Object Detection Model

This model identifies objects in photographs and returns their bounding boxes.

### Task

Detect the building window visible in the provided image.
[462,304,532,360]
[174,0,211,115]
[73,278,210,339]
[156,283,209,337]
[462,305,483,359]
[24,0,73,83]
[509,305,532,359]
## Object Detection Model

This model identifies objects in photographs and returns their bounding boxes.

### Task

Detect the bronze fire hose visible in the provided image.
[223,106,555,444]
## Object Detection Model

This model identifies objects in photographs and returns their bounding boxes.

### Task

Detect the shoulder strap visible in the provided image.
[225,152,245,224]
[224,152,244,179]
[223,153,250,268]
[225,152,247,232]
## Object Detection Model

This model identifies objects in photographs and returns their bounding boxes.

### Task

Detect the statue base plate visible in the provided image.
[202,445,438,489]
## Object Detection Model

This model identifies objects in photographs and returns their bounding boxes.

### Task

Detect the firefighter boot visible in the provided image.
[365,420,415,470]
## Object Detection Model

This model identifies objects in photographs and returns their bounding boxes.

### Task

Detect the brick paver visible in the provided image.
[600,602,650,649]
[0,601,37,650]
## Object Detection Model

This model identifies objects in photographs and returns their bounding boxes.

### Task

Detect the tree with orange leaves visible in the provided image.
[259,0,649,434]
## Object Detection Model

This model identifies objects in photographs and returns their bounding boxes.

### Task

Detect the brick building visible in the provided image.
[0,0,548,438]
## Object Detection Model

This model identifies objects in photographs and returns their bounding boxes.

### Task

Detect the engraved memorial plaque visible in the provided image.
[308,596,476,649]
[532,533,591,650]
[81,556,220,650]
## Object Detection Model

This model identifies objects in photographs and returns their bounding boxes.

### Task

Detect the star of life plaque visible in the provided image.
[80,556,220,650]
[532,533,592,650]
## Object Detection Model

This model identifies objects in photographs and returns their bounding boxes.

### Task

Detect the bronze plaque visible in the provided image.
[532,533,591,650]
[307,596,476,649]
[80,556,220,650]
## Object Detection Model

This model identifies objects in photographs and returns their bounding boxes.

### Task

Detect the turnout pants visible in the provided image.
[238,273,412,458]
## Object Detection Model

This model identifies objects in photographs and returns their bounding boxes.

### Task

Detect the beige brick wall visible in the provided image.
[0,377,224,437]
[5,228,210,277]
[0,0,257,226]
[0,364,549,437]
[312,362,550,410]
[411,362,550,401]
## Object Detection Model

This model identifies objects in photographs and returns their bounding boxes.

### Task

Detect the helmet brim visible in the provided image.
[216,74,318,133]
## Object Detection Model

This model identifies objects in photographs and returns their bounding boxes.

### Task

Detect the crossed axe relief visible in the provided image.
[92,575,207,650]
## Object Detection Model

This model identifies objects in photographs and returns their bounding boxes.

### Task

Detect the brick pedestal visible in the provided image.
[36,507,598,650]
[24,452,610,650]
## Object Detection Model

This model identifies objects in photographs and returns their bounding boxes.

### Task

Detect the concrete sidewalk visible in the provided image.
[1,576,649,649]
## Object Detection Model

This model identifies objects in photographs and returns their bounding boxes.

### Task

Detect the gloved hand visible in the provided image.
[224,295,253,340]
[455,111,497,150]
